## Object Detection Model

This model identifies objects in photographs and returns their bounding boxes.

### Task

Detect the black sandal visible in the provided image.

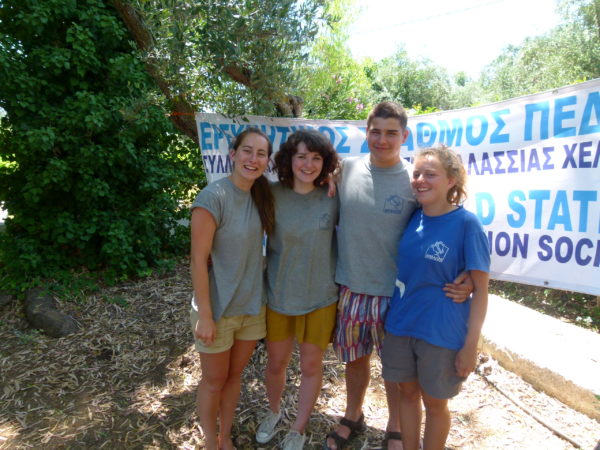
[323,413,365,449]
[382,431,403,449]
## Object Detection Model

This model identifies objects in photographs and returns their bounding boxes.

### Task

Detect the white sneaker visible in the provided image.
[256,409,281,444]
[281,430,306,450]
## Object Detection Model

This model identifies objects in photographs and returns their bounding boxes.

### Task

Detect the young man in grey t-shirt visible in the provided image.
[325,102,471,450]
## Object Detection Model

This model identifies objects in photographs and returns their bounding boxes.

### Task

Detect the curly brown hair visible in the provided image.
[274,129,340,189]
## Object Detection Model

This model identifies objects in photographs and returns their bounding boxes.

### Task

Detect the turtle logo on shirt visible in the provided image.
[319,213,332,230]
[383,195,404,214]
[425,241,449,263]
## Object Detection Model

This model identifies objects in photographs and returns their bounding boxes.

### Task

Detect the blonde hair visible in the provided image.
[416,145,467,205]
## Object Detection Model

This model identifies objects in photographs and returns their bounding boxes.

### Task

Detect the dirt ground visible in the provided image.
[1,262,599,449]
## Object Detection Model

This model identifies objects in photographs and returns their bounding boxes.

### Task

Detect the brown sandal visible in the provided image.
[382,431,403,449]
[323,413,365,449]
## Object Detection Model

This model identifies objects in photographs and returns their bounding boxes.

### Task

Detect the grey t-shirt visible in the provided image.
[335,155,417,297]
[192,177,266,321]
[266,182,339,315]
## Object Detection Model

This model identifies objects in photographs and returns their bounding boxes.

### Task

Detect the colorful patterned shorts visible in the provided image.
[332,285,391,363]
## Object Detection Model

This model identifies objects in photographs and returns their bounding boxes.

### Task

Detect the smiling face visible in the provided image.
[291,142,324,192]
[412,154,457,214]
[229,132,270,190]
[366,117,409,168]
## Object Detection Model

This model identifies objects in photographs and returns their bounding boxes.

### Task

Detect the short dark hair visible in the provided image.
[274,129,339,189]
[367,101,408,130]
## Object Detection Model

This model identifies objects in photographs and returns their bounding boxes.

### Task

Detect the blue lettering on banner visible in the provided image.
[467,147,555,175]
[417,122,437,147]
[562,141,600,168]
[579,92,600,135]
[538,235,600,267]
[335,127,352,153]
[357,127,369,153]
[524,92,600,140]
[211,124,225,149]
[525,101,550,141]
[216,154,231,173]
[554,95,577,138]
[574,190,598,232]
[486,231,529,258]
[404,129,415,151]
[475,192,495,225]
[504,190,598,233]
[202,155,232,174]
[465,115,488,146]
[490,109,511,143]
[411,109,515,148]
[438,119,463,146]
[548,190,572,231]
[199,122,213,150]
[507,190,526,228]
[276,126,291,145]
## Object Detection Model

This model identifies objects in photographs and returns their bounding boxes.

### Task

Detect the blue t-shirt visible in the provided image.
[385,206,490,351]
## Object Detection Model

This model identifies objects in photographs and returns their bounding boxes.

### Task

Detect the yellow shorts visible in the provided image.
[190,305,266,354]
[266,302,337,350]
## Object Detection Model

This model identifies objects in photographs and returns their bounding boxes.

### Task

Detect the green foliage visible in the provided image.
[480,0,599,101]
[130,0,327,116]
[299,0,371,120]
[0,0,198,289]
[367,48,454,111]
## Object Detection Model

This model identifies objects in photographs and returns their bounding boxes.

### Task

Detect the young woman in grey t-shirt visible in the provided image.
[190,128,274,450]
[255,129,339,449]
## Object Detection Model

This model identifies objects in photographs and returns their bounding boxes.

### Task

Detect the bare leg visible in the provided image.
[198,350,231,450]
[398,381,422,450]
[217,339,257,450]
[325,354,371,449]
[291,342,326,433]
[264,337,295,414]
[421,390,450,450]
[384,380,402,434]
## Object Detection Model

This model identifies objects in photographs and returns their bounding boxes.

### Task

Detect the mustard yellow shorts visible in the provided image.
[190,305,266,354]
[266,302,337,350]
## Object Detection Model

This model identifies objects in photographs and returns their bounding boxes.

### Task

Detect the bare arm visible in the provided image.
[190,207,217,346]
[455,270,489,377]
[443,270,474,303]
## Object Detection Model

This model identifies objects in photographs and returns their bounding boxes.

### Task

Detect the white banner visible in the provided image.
[196,79,600,295]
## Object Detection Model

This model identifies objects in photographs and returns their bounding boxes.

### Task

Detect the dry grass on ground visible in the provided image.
[1,261,599,449]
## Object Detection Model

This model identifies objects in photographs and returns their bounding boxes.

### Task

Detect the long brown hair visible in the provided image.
[231,128,275,235]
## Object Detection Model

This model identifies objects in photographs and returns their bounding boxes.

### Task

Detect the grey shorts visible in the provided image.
[381,333,466,399]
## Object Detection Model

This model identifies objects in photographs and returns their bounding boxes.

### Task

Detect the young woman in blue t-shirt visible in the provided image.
[381,145,490,450]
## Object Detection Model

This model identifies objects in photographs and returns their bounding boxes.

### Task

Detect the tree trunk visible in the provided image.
[112,0,199,143]
[112,1,304,142]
